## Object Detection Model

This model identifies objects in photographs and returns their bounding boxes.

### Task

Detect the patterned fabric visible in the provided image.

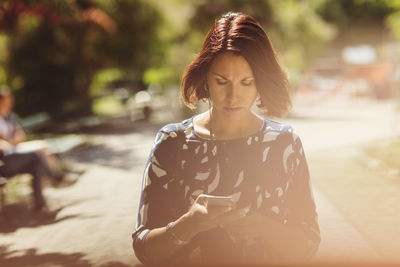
[0,112,19,140]
[132,117,320,263]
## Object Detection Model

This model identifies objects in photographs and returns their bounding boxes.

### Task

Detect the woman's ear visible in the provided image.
[203,79,211,100]
[204,80,209,92]
[255,92,261,102]
[255,92,263,108]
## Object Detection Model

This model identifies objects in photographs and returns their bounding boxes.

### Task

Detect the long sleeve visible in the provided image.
[132,126,183,263]
[285,132,321,257]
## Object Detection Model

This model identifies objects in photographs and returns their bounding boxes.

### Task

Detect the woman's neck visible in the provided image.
[207,109,262,140]
[0,110,8,118]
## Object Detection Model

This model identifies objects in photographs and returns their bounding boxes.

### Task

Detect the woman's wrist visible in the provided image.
[169,212,201,243]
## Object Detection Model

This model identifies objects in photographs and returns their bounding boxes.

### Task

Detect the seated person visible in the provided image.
[0,88,79,210]
[0,88,81,182]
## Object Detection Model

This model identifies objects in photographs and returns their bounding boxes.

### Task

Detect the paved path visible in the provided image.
[284,96,400,264]
[0,96,399,266]
[0,122,158,267]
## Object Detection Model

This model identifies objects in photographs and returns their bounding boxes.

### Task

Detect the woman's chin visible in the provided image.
[223,107,243,113]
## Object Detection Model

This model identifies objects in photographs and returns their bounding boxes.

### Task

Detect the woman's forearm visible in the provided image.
[13,128,26,144]
[143,227,180,262]
[141,195,246,263]
[143,213,197,263]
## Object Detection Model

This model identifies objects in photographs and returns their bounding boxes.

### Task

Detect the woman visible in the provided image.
[132,12,320,265]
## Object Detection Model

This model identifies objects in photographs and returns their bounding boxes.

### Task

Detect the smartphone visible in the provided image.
[204,195,234,207]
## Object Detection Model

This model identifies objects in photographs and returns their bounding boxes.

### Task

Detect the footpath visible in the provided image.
[285,96,400,265]
[0,96,399,266]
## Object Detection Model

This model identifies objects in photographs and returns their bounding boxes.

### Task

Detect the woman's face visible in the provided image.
[206,52,258,119]
[0,98,8,116]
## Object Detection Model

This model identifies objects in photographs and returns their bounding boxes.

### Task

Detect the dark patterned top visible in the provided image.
[132,117,320,264]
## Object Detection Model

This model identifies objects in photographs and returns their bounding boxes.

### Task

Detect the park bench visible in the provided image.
[19,112,51,132]
[19,112,86,154]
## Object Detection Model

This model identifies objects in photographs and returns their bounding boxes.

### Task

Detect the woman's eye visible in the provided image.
[216,79,228,85]
[241,80,254,86]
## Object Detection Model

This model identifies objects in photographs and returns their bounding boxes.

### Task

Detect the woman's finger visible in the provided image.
[207,204,233,216]
[210,207,247,225]
[194,194,208,206]
[206,196,235,207]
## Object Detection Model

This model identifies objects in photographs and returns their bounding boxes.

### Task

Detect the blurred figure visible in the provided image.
[0,87,78,211]
[0,88,68,177]
[0,88,25,145]
[135,90,152,121]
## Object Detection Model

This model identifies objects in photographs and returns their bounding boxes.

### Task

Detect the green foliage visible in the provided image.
[0,67,6,85]
[386,11,400,39]
[316,0,396,26]
[314,0,400,44]
[187,0,272,34]
[0,0,165,118]
[365,138,400,176]
[0,34,8,84]
[90,68,125,96]
[269,0,336,70]
[95,0,165,72]
[2,0,400,119]
[143,67,176,86]
[18,13,41,34]
[183,0,335,72]
[92,95,125,115]
[1,175,32,204]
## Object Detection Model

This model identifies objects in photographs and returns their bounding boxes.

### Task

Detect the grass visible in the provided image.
[309,143,400,258]
[92,95,126,116]
[364,137,400,178]
[2,175,32,204]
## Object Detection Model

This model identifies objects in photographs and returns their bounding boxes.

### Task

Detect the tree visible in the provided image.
[182,0,336,84]
[0,0,164,118]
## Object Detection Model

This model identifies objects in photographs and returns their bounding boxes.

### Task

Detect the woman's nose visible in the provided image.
[226,83,240,100]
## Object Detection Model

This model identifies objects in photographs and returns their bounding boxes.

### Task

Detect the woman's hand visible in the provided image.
[177,194,247,241]
[12,128,26,144]
[0,139,13,151]
[143,194,246,263]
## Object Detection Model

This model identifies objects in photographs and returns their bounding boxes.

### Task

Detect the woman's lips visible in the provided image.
[224,107,242,112]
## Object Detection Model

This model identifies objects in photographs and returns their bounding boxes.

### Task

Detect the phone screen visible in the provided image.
[205,195,234,207]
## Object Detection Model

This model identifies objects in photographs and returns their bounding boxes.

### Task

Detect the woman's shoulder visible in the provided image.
[157,118,194,137]
[153,118,194,144]
[158,118,192,134]
[263,117,294,134]
[262,117,303,143]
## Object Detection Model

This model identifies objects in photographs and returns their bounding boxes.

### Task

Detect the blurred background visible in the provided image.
[0,0,399,122]
[0,0,400,266]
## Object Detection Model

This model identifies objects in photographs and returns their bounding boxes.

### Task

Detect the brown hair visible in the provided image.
[181,12,291,118]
